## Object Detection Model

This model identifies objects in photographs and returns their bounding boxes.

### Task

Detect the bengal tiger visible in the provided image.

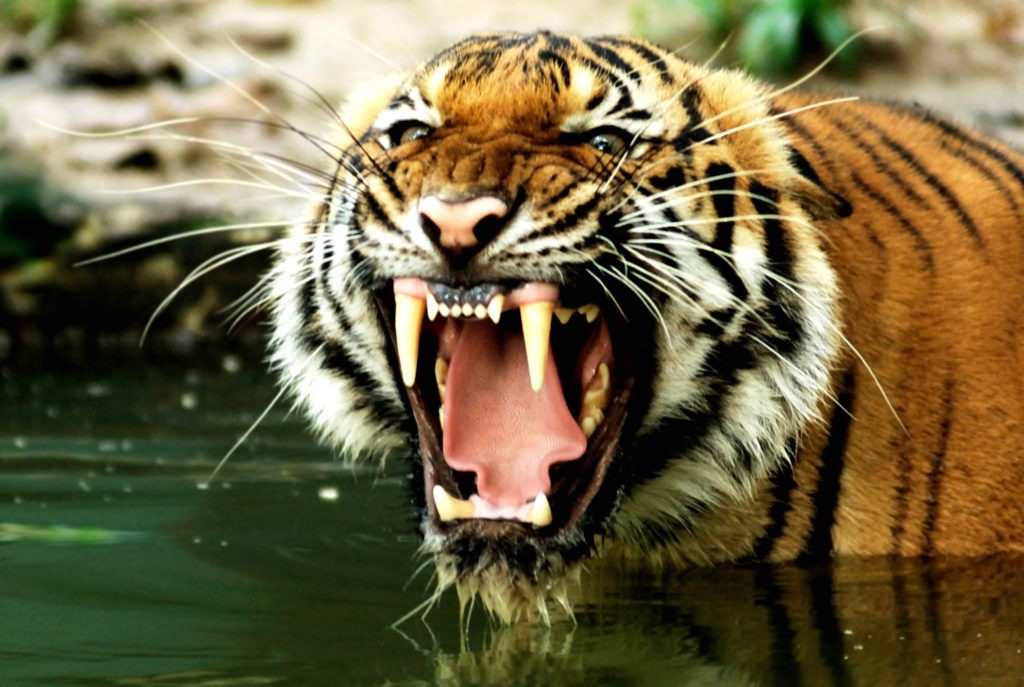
[265,30,1024,623]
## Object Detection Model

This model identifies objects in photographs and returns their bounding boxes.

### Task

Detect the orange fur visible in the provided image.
[778,96,1024,558]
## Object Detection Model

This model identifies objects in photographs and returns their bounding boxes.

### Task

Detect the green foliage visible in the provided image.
[0,162,74,269]
[668,0,860,76]
[0,0,80,43]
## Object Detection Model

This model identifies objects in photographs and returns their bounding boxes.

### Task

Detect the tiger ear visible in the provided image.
[790,176,852,221]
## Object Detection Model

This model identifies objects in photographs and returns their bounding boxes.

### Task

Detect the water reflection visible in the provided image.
[2,365,1023,685]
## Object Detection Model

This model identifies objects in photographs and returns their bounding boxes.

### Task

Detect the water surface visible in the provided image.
[3,361,1023,686]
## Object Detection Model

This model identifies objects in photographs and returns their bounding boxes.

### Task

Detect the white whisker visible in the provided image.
[200,384,288,487]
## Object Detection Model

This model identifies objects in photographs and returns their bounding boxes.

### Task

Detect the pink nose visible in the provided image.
[418,195,509,252]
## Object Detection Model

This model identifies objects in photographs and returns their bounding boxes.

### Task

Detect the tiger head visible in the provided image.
[269,32,848,622]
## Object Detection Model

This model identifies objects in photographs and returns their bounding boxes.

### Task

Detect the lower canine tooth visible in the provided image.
[528,492,553,527]
[520,300,554,392]
[394,294,425,387]
[433,485,475,521]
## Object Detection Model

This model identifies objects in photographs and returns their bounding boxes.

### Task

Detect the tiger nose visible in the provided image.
[418,195,509,256]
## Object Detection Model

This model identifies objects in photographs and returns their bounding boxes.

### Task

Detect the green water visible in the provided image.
[3,361,1024,686]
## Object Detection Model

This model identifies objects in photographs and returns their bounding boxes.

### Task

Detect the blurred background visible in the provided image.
[0,0,1022,367]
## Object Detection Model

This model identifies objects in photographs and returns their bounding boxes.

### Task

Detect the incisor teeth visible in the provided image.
[438,303,451,318]
[578,363,611,438]
[519,300,554,392]
[394,294,425,387]
[425,292,439,321]
[554,307,574,324]
[474,304,487,319]
[435,358,449,403]
[487,294,505,324]
[528,492,553,527]
[433,485,474,522]
[579,304,600,323]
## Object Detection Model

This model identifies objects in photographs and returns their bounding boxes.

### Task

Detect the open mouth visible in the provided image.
[385,276,633,536]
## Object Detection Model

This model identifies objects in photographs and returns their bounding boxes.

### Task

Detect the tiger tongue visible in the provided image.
[442,320,587,507]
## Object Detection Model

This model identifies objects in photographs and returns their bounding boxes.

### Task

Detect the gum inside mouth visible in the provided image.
[392,277,616,530]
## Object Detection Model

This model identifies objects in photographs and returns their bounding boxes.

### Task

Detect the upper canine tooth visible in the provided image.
[519,300,554,392]
[528,492,553,527]
[487,294,505,324]
[394,294,425,387]
[433,484,475,522]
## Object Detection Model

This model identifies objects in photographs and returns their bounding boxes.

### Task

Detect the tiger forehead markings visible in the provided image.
[267,31,1024,623]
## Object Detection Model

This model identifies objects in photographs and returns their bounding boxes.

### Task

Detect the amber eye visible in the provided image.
[385,120,433,148]
[585,128,630,156]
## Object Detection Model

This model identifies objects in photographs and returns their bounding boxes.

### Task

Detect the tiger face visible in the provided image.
[269,32,850,622]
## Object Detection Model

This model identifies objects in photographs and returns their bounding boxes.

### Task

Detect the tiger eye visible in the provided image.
[399,124,432,145]
[384,121,433,149]
[586,130,628,156]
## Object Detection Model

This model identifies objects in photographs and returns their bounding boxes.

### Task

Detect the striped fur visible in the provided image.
[268,31,1024,622]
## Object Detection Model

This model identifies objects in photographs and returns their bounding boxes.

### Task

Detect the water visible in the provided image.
[3,360,1024,686]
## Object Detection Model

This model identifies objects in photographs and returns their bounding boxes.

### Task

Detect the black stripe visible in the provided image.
[751,440,800,560]
[889,558,914,686]
[594,36,675,85]
[849,169,935,270]
[938,135,1022,214]
[888,406,914,553]
[753,566,804,687]
[799,369,855,563]
[608,87,634,117]
[834,115,930,207]
[858,117,985,247]
[621,108,652,120]
[676,87,715,148]
[628,349,751,488]
[537,49,572,89]
[574,54,633,113]
[645,165,688,192]
[783,112,840,181]
[912,106,1024,205]
[921,377,953,556]
[702,162,749,302]
[922,566,956,685]
[584,37,641,81]
[302,325,407,429]
[808,565,856,687]
[546,192,602,237]
[750,182,801,352]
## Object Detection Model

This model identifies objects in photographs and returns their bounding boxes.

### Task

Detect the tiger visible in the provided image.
[265,30,1024,623]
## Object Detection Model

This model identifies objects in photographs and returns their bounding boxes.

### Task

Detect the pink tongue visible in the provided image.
[442,320,586,507]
